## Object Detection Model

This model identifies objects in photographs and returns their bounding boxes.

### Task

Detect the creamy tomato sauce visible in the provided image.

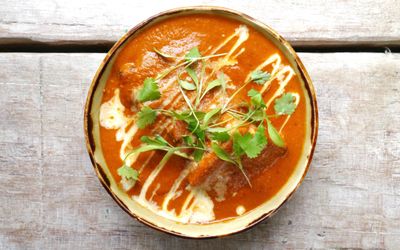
[99,14,306,223]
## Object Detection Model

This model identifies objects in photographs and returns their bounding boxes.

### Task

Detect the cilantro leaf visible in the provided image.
[274,93,296,115]
[179,79,196,90]
[233,132,251,157]
[248,89,265,108]
[117,165,139,181]
[210,131,230,142]
[267,120,285,147]
[137,78,161,102]
[137,106,157,129]
[250,69,271,85]
[185,47,202,63]
[232,126,268,158]
[246,125,268,158]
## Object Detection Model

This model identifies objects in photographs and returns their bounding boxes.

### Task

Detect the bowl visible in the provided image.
[84,6,318,238]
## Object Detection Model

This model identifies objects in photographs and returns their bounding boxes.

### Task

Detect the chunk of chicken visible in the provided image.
[187,140,287,199]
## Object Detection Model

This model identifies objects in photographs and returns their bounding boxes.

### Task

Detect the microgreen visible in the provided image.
[209,131,230,142]
[211,142,236,165]
[178,79,196,90]
[185,47,202,63]
[203,108,221,127]
[185,67,199,86]
[267,120,285,147]
[153,47,177,59]
[199,73,226,102]
[141,134,170,147]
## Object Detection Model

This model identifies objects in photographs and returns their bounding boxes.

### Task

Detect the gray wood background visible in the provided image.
[0,0,399,249]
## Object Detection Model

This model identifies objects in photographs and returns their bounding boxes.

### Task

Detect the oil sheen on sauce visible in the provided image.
[98,14,307,223]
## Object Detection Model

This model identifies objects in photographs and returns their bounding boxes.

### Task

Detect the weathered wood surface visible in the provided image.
[0,52,399,249]
[1,0,399,47]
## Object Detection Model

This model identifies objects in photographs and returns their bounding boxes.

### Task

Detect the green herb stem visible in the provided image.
[221,79,251,113]
[178,86,200,132]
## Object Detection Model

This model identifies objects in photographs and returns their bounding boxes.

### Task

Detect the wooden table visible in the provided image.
[1,1,399,249]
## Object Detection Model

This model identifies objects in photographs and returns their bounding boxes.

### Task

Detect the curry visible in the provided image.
[98,13,307,223]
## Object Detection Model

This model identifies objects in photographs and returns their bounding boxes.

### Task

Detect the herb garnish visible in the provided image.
[185,47,202,63]
[233,125,268,159]
[137,106,157,129]
[274,93,296,115]
[117,165,139,181]
[136,78,161,102]
[153,47,177,59]
[121,46,298,187]
[250,69,271,85]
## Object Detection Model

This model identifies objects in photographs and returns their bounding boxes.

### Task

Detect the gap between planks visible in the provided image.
[0,42,400,54]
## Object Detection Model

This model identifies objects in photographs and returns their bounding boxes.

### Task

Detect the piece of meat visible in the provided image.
[187,141,287,199]
[187,141,233,186]
[187,125,248,186]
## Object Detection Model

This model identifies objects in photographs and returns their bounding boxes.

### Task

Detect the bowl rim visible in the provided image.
[83,5,319,239]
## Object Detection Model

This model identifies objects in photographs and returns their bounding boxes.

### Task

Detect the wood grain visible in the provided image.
[0,52,399,249]
[0,0,399,48]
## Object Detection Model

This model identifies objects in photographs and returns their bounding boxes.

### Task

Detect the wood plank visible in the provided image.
[0,0,399,47]
[0,52,399,249]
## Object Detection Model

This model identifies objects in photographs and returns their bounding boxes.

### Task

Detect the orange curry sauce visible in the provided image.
[99,14,306,222]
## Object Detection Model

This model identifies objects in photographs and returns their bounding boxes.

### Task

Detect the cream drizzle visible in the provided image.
[162,164,192,210]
